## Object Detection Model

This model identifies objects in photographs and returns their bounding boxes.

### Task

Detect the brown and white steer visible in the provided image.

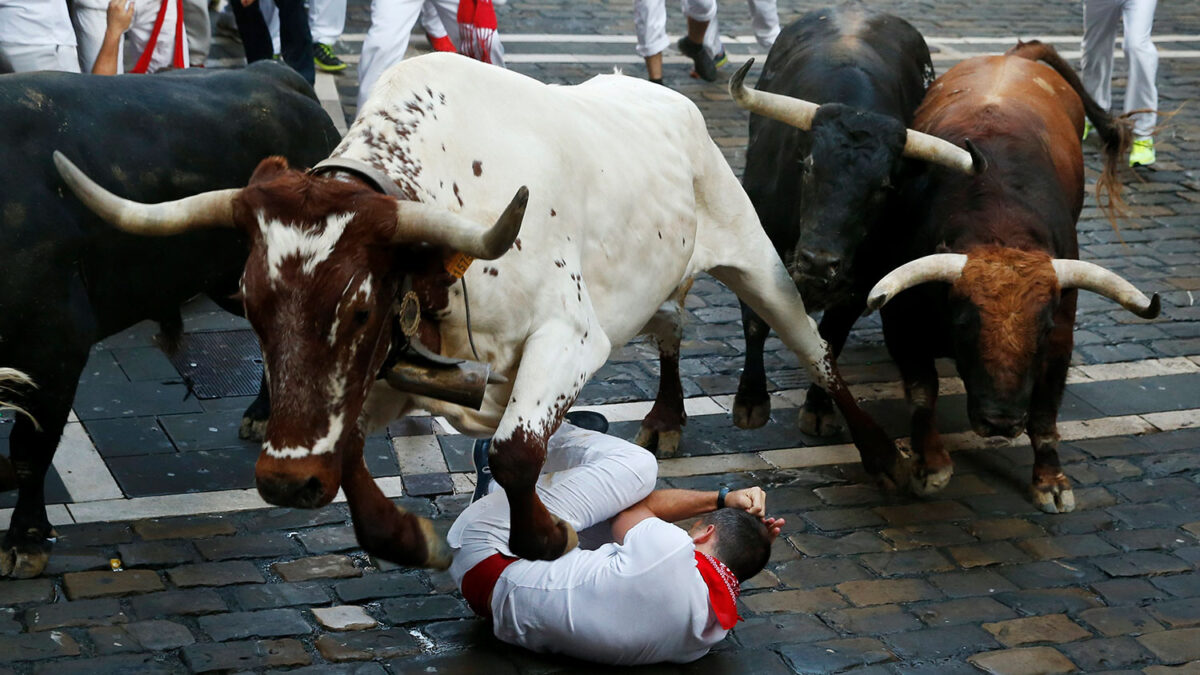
[55,52,901,568]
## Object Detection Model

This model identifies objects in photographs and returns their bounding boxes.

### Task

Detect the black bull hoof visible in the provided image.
[0,527,55,579]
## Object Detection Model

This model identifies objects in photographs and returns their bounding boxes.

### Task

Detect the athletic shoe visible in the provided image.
[1129,138,1155,167]
[313,42,347,73]
[677,36,717,82]
[564,410,610,434]
[1082,118,1093,141]
[471,438,493,503]
[713,50,728,69]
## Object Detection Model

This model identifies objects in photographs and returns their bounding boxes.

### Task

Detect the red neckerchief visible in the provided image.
[695,552,741,630]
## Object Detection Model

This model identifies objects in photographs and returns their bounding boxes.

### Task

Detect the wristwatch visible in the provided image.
[716,486,730,509]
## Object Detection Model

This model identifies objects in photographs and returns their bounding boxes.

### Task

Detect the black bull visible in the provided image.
[0,63,338,578]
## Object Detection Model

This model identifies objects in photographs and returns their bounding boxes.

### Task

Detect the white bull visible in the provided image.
[55,52,900,568]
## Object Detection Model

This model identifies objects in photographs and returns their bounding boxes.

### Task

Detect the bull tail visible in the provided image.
[1007,40,1132,229]
[0,368,38,430]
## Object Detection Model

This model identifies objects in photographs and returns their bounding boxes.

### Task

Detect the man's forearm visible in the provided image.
[92,34,122,75]
[639,488,720,523]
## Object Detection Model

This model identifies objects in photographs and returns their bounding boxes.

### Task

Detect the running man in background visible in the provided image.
[1081,0,1159,166]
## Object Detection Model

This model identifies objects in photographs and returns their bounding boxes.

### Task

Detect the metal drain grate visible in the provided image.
[168,330,263,399]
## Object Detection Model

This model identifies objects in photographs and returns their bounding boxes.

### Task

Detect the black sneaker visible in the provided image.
[677,36,717,82]
[564,410,609,434]
[471,438,493,503]
[313,42,347,73]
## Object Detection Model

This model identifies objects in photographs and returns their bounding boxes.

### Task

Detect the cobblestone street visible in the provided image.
[2,0,1200,672]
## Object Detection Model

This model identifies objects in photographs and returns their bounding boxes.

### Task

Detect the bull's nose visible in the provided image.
[795,250,841,282]
[256,474,330,509]
[976,415,1026,439]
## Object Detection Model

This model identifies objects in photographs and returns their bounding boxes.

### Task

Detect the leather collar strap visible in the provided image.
[310,157,407,200]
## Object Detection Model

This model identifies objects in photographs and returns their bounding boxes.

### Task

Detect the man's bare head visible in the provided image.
[692,508,772,581]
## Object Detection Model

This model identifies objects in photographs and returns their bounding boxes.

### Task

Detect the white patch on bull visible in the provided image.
[260,211,353,283]
[327,274,374,346]
[264,412,345,459]
[1033,77,1056,95]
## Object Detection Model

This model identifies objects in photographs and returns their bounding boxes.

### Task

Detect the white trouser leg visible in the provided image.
[748,0,779,48]
[259,0,282,53]
[681,0,716,24]
[69,0,114,73]
[448,425,658,584]
[1081,0,1121,110]
[429,0,505,66]
[183,0,210,65]
[634,0,670,58]
[309,0,347,45]
[126,0,190,72]
[420,0,447,39]
[701,16,724,58]
[357,0,423,110]
[0,43,81,73]
[1122,0,1158,137]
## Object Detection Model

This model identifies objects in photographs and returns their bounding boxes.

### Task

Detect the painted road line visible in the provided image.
[54,418,123,503]
[315,72,349,135]
[392,435,450,475]
[0,504,74,530]
[334,32,1200,44]
[30,404,1199,525]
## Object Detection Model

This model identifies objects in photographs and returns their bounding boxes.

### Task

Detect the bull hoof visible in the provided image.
[416,517,452,570]
[510,515,578,561]
[798,405,841,437]
[0,530,53,579]
[732,395,770,430]
[1032,475,1076,514]
[909,463,954,497]
[239,416,268,442]
[633,426,682,458]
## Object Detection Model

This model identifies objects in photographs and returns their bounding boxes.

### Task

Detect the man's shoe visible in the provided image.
[471,438,493,503]
[564,410,609,434]
[1082,118,1093,141]
[1129,138,1155,167]
[713,50,728,69]
[314,42,347,73]
[677,36,717,82]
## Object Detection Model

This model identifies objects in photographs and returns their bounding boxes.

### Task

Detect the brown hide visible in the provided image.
[914,55,1087,208]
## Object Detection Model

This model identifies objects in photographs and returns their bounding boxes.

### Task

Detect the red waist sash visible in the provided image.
[461,552,518,620]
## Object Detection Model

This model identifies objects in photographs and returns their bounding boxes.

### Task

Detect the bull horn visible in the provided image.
[866,253,968,312]
[1052,259,1161,319]
[728,58,819,130]
[393,186,528,260]
[53,151,239,235]
[902,130,976,175]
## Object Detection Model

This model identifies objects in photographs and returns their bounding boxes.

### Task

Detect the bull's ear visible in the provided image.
[248,156,291,185]
[964,139,988,174]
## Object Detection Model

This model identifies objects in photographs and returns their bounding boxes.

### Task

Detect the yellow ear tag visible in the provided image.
[445,252,476,278]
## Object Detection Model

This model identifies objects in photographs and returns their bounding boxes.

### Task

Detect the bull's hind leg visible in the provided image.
[491,321,611,560]
[800,303,860,437]
[733,302,772,429]
[707,261,907,485]
[636,289,690,457]
[1029,293,1076,514]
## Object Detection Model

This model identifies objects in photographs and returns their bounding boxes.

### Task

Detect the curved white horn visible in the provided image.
[728,58,819,130]
[902,130,975,175]
[393,186,528,260]
[867,253,968,312]
[54,151,239,235]
[1052,259,1161,319]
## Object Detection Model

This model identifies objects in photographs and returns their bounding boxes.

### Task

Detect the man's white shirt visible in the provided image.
[491,518,726,665]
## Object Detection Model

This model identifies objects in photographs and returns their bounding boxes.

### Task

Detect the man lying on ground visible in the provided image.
[448,412,785,665]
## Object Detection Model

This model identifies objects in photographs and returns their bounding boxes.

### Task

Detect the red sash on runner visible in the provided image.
[132,0,185,73]
[695,552,741,630]
[456,0,497,64]
[461,552,519,620]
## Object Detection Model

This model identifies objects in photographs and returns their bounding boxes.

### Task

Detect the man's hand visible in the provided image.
[106,0,134,34]
[762,516,785,544]
[724,486,766,516]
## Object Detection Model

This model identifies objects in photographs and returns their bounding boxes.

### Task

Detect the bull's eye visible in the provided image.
[353,309,370,326]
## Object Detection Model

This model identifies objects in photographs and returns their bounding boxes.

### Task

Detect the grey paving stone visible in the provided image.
[297,526,359,554]
[86,417,177,458]
[1080,606,1165,637]
[1060,637,1156,672]
[124,619,196,650]
[1147,598,1200,629]
[732,614,838,648]
[774,558,873,589]
[778,637,894,674]
[72,381,204,420]
[199,608,313,641]
[1137,628,1200,664]
[195,532,298,560]
[1103,528,1195,553]
[133,515,236,541]
[54,522,134,548]
[996,560,1105,589]
[1153,573,1200,599]
[27,599,129,631]
[913,597,1017,627]
[238,504,354,531]
[378,595,472,624]
[0,632,81,663]
[820,605,923,635]
[315,629,423,662]
[62,569,164,599]
[272,554,361,582]
[108,446,260,496]
[87,625,142,654]
[129,589,227,618]
[334,572,429,602]
[884,623,1002,660]
[116,540,200,567]
[31,654,185,675]
[0,579,55,606]
[1092,578,1169,605]
[182,638,311,672]
[1092,552,1192,578]
[788,531,891,556]
[993,588,1105,616]
[167,561,265,587]
[231,582,330,610]
[158,409,260,451]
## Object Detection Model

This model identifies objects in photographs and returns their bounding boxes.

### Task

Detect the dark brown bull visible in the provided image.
[867,41,1160,512]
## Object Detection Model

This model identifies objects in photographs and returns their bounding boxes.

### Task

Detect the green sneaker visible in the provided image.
[314,42,347,73]
[1129,138,1155,167]
[713,50,728,69]
[1082,118,1093,141]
